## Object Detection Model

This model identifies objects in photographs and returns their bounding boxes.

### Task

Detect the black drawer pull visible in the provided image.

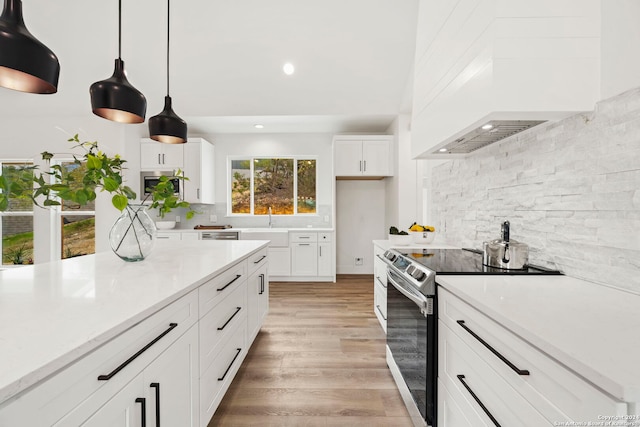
[98,323,178,381]
[376,305,387,321]
[457,320,530,376]
[259,273,265,295]
[218,348,242,381]
[136,397,147,427]
[457,375,501,427]
[218,307,242,330]
[253,255,266,264]
[217,274,242,292]
[150,382,161,427]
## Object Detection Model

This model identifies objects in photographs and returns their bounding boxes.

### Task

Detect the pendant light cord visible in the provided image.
[166,0,170,96]
[118,0,122,59]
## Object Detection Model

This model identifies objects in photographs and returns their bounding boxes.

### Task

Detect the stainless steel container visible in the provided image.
[482,221,529,270]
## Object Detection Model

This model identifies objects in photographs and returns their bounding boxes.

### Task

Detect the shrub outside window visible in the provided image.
[230,157,316,215]
[0,162,34,265]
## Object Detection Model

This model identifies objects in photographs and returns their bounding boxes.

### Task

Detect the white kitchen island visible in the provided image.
[0,239,269,426]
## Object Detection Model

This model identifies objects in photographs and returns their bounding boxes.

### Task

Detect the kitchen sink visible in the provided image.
[239,228,289,247]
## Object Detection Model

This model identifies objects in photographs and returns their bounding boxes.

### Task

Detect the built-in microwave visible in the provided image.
[140,172,182,199]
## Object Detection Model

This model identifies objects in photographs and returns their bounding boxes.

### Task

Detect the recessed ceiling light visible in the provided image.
[283,62,295,75]
[481,123,493,130]
[254,124,264,129]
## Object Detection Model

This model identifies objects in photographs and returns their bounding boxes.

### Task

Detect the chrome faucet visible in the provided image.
[268,207,272,228]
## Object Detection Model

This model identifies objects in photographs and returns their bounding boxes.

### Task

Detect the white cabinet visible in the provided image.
[268,247,291,276]
[290,232,318,276]
[373,244,387,332]
[333,136,393,177]
[317,232,333,277]
[156,231,200,241]
[80,374,145,427]
[438,287,627,426]
[247,250,268,343]
[140,139,184,170]
[184,138,215,204]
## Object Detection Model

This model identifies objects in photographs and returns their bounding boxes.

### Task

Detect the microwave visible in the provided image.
[141,172,182,199]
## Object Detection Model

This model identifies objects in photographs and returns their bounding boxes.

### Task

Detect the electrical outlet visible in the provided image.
[210,214,217,222]
[175,216,181,223]
[355,257,364,266]
[323,215,329,222]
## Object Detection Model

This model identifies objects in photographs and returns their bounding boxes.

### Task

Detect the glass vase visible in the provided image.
[109,204,157,262]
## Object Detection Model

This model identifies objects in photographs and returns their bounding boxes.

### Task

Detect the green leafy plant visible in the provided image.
[4,243,31,265]
[31,134,196,220]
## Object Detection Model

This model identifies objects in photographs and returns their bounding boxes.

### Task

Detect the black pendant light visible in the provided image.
[0,0,59,94]
[90,0,146,124]
[148,0,187,144]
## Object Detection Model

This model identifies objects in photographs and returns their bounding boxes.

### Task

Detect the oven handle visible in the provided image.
[387,269,429,314]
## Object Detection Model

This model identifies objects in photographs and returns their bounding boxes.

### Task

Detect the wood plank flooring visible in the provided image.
[208,275,413,426]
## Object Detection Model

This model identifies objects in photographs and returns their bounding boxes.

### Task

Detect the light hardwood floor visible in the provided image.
[208,275,413,426]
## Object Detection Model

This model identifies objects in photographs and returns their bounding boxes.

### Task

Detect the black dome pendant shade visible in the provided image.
[149,96,187,144]
[90,0,146,124]
[148,0,187,143]
[0,0,59,94]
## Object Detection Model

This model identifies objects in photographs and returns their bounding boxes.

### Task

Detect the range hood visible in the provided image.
[434,120,547,155]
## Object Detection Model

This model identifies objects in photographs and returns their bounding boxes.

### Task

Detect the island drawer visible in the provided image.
[199,282,247,369]
[438,288,626,422]
[247,247,268,275]
[0,290,198,427]
[199,260,247,317]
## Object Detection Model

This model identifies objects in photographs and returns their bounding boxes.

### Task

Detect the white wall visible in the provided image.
[428,87,640,293]
[336,180,386,274]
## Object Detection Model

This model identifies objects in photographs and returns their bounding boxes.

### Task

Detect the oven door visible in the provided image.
[386,268,436,426]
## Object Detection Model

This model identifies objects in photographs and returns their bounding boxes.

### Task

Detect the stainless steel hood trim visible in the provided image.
[432,120,546,155]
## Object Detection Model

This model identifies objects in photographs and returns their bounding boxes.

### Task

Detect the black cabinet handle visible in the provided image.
[456,320,530,375]
[98,323,178,381]
[150,383,160,427]
[253,255,266,264]
[258,273,265,295]
[375,305,387,321]
[136,397,147,427]
[457,375,501,427]
[218,307,242,330]
[218,348,242,381]
[217,274,241,292]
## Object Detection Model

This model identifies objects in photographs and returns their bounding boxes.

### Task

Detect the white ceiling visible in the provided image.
[3,0,419,134]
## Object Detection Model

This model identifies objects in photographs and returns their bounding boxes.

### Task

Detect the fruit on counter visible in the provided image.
[389,226,408,235]
[409,222,435,232]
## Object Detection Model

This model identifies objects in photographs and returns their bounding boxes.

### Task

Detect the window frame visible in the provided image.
[227,155,318,216]
[0,159,35,266]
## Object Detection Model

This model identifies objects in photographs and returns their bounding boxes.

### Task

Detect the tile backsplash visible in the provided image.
[430,87,640,292]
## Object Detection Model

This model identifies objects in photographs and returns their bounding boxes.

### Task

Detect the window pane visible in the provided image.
[254,159,293,215]
[297,159,316,214]
[61,161,96,211]
[231,160,251,214]
[2,216,34,265]
[62,215,95,259]
[2,163,34,212]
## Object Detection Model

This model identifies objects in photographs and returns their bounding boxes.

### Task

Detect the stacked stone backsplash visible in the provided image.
[431,87,640,292]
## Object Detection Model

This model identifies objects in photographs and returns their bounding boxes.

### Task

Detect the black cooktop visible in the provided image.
[397,248,562,275]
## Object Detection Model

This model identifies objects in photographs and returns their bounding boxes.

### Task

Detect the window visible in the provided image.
[230,157,316,215]
[58,161,95,259]
[0,162,34,265]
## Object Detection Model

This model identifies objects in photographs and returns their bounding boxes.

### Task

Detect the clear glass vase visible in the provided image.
[109,204,157,262]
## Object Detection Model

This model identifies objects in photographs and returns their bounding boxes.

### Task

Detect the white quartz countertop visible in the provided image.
[372,239,458,250]
[0,240,268,404]
[157,227,335,232]
[437,274,640,402]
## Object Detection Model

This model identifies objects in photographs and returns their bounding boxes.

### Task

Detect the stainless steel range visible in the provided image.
[379,248,561,427]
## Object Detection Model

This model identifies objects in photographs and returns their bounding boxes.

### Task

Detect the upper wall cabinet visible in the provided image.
[411,0,601,159]
[183,138,215,204]
[333,135,393,179]
[140,139,184,170]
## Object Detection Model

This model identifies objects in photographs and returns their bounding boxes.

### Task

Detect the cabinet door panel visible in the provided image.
[268,247,291,276]
[318,242,332,276]
[144,325,199,427]
[291,243,318,276]
[79,374,144,427]
[362,140,391,176]
[334,140,363,176]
